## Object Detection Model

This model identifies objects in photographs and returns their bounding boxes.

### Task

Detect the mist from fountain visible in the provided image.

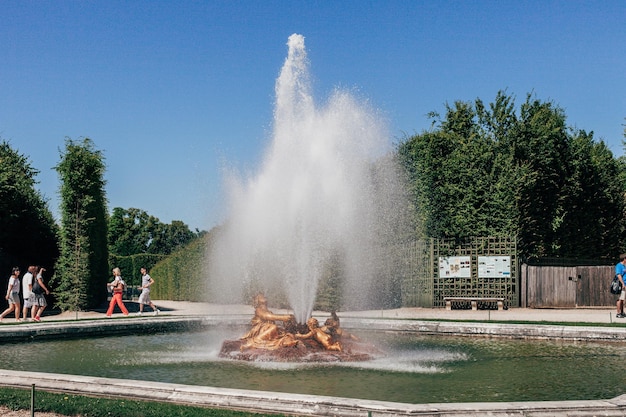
[207,34,410,323]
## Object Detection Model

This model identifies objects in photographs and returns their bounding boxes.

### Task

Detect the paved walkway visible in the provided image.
[158,300,624,323]
[11,299,623,324]
[160,301,625,324]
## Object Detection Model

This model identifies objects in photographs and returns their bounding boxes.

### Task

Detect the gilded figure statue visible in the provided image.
[219,294,379,361]
[240,293,298,350]
[323,311,359,341]
[295,317,342,351]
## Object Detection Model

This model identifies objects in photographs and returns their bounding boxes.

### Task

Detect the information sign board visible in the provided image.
[478,256,511,278]
[438,256,471,278]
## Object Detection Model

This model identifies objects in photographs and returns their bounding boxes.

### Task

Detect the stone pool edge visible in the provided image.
[0,369,625,417]
[2,315,626,343]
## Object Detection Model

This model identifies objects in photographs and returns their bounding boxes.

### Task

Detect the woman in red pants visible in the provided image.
[106,267,129,317]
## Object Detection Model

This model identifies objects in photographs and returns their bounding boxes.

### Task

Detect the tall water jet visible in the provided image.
[207,34,410,323]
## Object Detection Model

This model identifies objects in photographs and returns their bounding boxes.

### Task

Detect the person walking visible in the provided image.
[106,267,129,317]
[21,265,36,321]
[31,266,51,322]
[137,267,160,315]
[616,254,626,318]
[0,267,22,322]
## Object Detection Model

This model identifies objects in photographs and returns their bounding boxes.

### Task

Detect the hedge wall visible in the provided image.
[148,236,208,301]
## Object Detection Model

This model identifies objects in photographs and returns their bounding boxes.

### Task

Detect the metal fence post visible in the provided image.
[31,383,35,417]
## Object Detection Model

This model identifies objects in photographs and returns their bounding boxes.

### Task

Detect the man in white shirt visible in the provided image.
[138,267,160,315]
[21,265,35,320]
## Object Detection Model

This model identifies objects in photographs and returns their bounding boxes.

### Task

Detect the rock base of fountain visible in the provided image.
[219,338,382,362]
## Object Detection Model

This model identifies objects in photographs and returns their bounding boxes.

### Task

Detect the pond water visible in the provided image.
[5,327,626,404]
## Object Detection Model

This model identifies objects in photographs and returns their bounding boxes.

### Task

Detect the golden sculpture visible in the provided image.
[295,317,342,351]
[240,293,298,350]
[221,293,377,362]
[323,311,359,341]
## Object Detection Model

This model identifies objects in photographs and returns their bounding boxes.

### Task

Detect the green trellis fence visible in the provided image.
[396,236,518,308]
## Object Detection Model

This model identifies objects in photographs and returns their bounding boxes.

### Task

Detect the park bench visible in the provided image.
[444,296,505,311]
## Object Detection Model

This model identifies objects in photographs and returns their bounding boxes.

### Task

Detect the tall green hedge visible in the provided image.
[148,235,208,301]
[0,141,59,279]
[53,138,109,310]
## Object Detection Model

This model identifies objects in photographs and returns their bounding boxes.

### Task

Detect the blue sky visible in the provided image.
[2,1,624,231]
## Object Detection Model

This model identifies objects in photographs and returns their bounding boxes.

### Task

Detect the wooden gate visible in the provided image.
[576,266,616,307]
[522,264,615,308]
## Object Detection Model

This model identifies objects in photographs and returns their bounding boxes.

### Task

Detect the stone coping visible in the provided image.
[2,314,626,343]
[0,370,625,417]
[340,318,626,342]
[0,316,212,343]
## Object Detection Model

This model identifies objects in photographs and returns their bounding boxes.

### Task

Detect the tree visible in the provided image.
[0,140,59,275]
[397,94,521,241]
[53,138,109,310]
[107,207,199,287]
[556,131,623,259]
[150,220,196,255]
[508,95,570,258]
[108,207,198,257]
[398,91,622,260]
[108,207,153,256]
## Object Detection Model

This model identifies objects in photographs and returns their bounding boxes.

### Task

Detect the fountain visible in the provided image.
[218,293,380,362]
[207,34,410,328]
[207,33,409,362]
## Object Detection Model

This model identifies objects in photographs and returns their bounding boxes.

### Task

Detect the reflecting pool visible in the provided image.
[4,327,626,404]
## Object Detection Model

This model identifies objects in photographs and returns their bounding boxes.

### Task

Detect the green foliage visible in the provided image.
[108,207,151,256]
[0,386,285,417]
[511,96,571,257]
[151,219,198,254]
[398,91,624,260]
[557,131,623,258]
[150,233,209,301]
[53,199,91,311]
[314,253,343,312]
[53,138,109,310]
[107,206,200,290]
[0,140,59,276]
[398,100,520,240]
[108,207,199,256]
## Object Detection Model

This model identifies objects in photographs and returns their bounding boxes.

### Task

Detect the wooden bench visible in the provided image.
[444,296,505,311]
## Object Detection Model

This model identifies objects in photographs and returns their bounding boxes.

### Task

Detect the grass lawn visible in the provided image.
[0,387,287,417]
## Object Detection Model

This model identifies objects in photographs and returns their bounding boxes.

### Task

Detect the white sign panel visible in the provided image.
[439,256,471,278]
[478,256,511,278]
